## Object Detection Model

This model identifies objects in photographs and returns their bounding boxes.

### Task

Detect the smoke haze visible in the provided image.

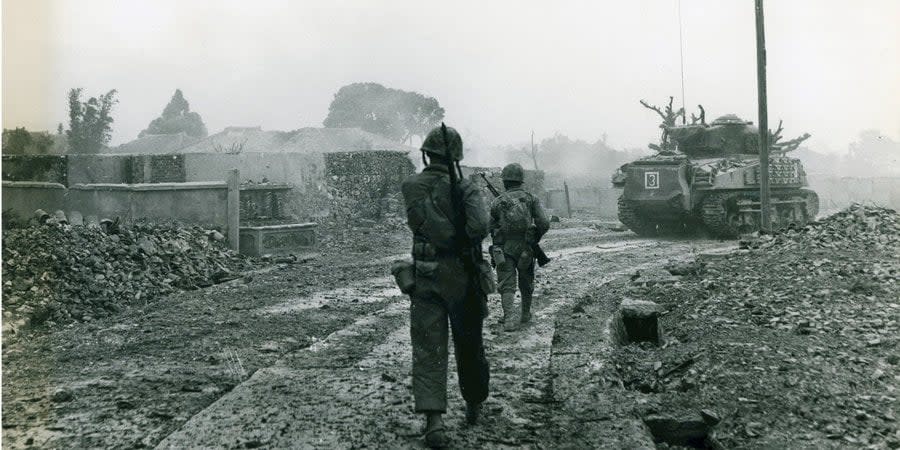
[4,0,899,161]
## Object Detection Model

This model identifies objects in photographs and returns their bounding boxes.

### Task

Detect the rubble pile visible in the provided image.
[612,204,900,447]
[764,203,900,251]
[2,221,252,336]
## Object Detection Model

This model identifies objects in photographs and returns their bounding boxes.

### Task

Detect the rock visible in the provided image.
[381,373,397,383]
[699,409,720,425]
[619,299,663,345]
[620,298,663,319]
[137,236,158,256]
[51,387,74,403]
[68,211,84,226]
[259,341,280,353]
[643,412,711,447]
[209,231,225,241]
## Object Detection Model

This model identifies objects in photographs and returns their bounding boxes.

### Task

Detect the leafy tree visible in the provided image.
[2,127,55,154]
[66,88,118,153]
[323,82,445,142]
[2,128,32,154]
[139,89,208,138]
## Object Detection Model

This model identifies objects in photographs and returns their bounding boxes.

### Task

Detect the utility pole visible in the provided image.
[755,0,771,232]
[530,130,538,171]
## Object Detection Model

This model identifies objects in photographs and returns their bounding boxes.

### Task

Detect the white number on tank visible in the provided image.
[644,171,660,189]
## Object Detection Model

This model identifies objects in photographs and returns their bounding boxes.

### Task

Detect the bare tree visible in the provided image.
[640,96,685,150]
[769,119,811,153]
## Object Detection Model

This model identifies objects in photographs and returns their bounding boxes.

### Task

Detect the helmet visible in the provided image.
[501,163,524,182]
[421,124,463,161]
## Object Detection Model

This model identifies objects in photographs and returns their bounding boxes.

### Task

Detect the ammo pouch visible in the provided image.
[390,260,416,294]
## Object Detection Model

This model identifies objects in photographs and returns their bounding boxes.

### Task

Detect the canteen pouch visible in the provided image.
[390,259,416,295]
[476,259,497,295]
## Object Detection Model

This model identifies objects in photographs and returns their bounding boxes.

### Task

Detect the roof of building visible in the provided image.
[109,132,202,154]
[109,127,414,155]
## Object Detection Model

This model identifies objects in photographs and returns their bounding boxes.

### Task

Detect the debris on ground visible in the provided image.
[2,220,254,337]
[613,204,900,448]
[763,203,900,252]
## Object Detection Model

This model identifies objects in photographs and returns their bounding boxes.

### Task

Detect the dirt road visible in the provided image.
[2,224,732,448]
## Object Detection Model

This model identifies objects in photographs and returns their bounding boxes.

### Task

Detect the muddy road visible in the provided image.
[2,224,732,448]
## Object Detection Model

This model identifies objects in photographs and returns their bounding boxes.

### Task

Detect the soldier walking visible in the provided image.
[490,163,550,331]
[399,124,491,448]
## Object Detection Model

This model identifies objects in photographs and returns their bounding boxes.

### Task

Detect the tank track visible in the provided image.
[701,190,819,238]
[617,196,659,236]
[801,189,820,219]
[700,192,739,238]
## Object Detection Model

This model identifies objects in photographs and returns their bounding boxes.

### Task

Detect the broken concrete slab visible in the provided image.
[620,298,663,319]
[239,223,317,257]
[643,411,712,447]
[618,298,663,345]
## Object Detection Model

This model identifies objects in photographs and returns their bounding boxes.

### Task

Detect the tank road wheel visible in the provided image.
[801,189,820,220]
[700,193,740,238]
[617,196,658,237]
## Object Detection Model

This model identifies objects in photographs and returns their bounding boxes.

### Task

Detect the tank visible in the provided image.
[611,112,819,237]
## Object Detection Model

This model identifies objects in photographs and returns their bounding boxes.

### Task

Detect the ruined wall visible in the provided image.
[2,155,68,184]
[324,151,415,222]
[239,185,292,224]
[184,152,329,220]
[68,155,136,184]
[131,155,186,183]
[3,150,420,224]
[2,181,229,229]
[1,182,67,220]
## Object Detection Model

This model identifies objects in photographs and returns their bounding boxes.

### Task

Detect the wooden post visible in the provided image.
[564,181,572,219]
[755,0,771,232]
[226,169,240,251]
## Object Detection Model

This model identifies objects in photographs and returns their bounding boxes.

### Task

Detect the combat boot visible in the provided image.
[520,293,532,324]
[501,293,518,331]
[423,412,449,448]
[466,401,482,425]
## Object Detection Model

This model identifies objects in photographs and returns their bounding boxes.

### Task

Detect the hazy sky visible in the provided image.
[4,0,899,155]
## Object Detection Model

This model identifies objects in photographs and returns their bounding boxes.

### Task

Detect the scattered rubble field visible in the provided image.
[612,205,900,448]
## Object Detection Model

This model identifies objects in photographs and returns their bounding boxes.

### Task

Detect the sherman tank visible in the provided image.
[611,111,819,237]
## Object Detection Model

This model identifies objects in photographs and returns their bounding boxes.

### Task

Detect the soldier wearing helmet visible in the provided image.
[490,163,550,331]
[400,124,491,448]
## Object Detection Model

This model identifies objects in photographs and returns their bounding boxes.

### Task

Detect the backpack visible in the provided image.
[497,193,532,238]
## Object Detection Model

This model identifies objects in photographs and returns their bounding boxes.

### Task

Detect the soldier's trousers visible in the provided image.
[496,247,535,298]
[410,289,490,412]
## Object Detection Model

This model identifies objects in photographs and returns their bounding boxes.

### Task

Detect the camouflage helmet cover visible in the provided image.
[421,124,463,161]
[501,163,524,182]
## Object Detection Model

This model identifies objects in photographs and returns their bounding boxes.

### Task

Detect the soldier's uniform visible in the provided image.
[490,164,550,329]
[400,125,490,435]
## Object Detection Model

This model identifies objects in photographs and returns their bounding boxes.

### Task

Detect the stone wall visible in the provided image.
[2,181,230,230]
[68,155,136,184]
[183,152,330,220]
[2,155,68,184]
[130,155,186,183]
[324,151,415,223]
[3,150,419,223]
